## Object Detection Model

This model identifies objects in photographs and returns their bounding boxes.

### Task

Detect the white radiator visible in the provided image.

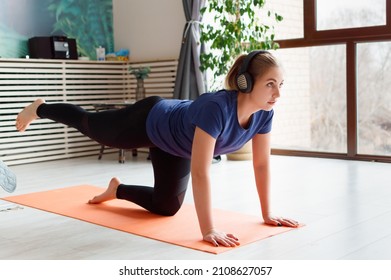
[0,58,177,165]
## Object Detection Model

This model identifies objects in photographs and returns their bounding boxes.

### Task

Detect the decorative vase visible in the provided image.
[135,79,146,101]
[226,140,252,161]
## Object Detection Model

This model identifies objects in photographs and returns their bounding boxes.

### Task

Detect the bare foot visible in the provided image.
[15,98,45,132]
[88,177,121,204]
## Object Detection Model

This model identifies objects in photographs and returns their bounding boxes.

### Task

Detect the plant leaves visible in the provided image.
[200,0,282,84]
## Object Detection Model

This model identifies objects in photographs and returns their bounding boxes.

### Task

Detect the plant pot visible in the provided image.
[136,79,146,100]
[226,140,252,161]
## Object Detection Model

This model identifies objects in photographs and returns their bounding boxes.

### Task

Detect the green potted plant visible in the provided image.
[200,0,283,160]
[129,66,151,100]
[200,0,282,88]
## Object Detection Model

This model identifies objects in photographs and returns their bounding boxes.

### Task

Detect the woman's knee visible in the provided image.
[154,206,180,216]
[152,195,184,216]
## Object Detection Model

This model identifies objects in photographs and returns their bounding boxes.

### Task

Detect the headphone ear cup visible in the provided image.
[237,72,253,93]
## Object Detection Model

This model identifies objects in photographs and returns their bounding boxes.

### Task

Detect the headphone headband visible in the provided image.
[238,50,268,76]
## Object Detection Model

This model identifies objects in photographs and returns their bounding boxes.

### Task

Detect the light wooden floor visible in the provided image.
[1,152,390,260]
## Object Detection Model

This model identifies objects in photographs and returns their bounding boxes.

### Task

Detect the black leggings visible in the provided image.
[37,96,191,216]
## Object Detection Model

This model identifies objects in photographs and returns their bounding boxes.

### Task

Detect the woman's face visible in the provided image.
[249,67,284,111]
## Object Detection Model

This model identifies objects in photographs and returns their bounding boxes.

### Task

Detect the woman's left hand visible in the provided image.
[263,215,299,228]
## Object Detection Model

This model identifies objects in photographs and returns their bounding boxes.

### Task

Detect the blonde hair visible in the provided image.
[225,51,280,91]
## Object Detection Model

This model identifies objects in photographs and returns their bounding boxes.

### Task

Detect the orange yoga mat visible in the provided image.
[2,185,296,254]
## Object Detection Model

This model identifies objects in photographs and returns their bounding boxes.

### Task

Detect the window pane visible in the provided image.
[357,42,391,156]
[316,0,386,30]
[261,0,304,40]
[271,46,347,153]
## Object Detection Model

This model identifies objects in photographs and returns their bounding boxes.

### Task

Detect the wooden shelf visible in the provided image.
[0,59,177,165]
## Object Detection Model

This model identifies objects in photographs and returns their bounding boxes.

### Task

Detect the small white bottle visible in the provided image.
[96,46,105,61]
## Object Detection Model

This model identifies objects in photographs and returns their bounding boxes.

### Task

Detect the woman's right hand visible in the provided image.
[203,229,240,247]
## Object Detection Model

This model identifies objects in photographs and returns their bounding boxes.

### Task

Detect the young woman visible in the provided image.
[16,51,298,247]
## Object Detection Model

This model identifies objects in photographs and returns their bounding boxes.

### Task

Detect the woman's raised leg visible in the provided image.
[15,96,162,149]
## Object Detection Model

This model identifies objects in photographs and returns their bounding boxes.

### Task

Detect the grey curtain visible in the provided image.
[173,0,206,100]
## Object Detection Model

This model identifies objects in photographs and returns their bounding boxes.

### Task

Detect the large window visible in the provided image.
[273,0,391,162]
[272,45,347,153]
[357,42,391,156]
[316,0,386,30]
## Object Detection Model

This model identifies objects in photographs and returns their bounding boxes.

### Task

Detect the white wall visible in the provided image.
[113,0,185,62]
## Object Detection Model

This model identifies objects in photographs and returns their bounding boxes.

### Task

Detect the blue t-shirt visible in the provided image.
[146,90,274,158]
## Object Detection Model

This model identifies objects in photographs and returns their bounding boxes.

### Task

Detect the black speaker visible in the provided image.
[67,38,78,59]
[236,50,269,93]
[28,37,52,59]
[28,36,78,59]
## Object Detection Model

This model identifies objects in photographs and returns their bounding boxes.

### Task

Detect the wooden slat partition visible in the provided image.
[0,58,177,165]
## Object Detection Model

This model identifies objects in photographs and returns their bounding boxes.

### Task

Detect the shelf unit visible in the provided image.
[0,58,177,165]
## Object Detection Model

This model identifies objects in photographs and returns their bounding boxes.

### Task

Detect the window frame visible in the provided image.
[272,0,391,163]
